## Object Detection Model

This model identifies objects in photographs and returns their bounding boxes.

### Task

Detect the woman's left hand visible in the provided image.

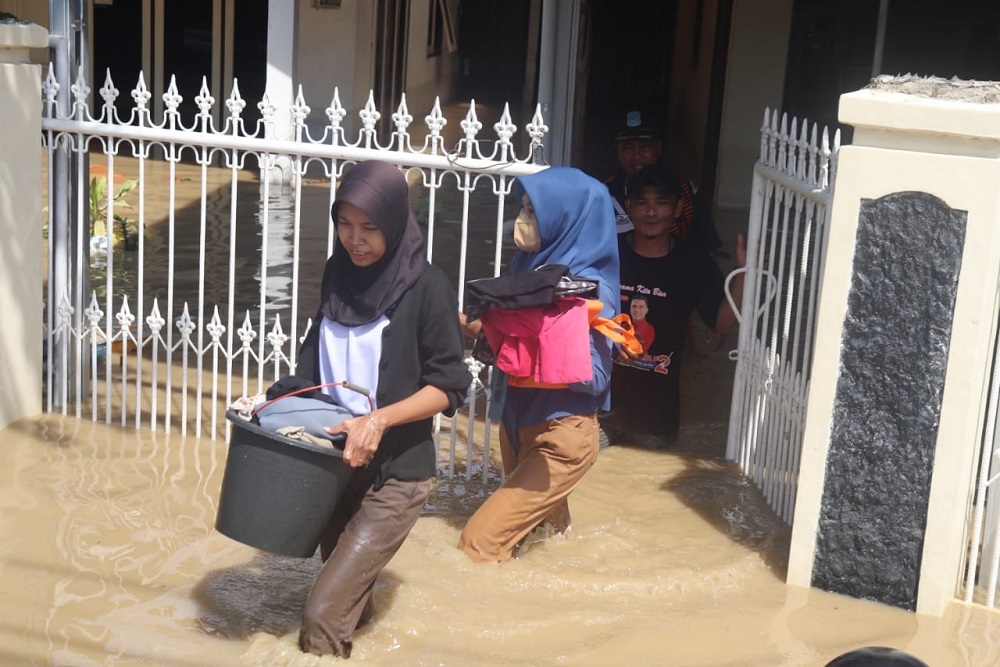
[617,345,641,362]
[326,412,386,468]
[458,312,482,340]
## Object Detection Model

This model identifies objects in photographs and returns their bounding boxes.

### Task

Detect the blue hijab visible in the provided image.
[510,167,620,317]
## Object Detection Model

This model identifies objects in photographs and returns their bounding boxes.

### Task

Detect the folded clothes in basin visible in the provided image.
[254,396,352,443]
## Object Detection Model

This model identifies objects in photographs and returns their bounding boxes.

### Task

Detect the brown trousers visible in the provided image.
[299,473,431,658]
[458,413,599,562]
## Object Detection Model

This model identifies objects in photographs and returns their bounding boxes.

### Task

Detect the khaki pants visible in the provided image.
[458,413,599,562]
[299,474,432,658]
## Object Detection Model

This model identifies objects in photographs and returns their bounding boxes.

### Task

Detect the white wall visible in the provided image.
[0,21,46,429]
[294,0,373,137]
[714,0,794,208]
[292,0,460,142]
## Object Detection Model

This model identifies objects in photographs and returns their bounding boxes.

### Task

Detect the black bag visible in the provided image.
[465,263,569,320]
[465,265,599,366]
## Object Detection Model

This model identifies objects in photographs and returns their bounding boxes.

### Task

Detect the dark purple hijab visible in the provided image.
[320,161,427,326]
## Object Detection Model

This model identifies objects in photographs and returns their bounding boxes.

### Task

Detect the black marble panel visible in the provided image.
[811,192,967,611]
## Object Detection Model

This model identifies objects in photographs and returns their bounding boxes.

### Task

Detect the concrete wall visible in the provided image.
[292,0,459,138]
[0,0,44,23]
[714,0,793,209]
[0,1,47,65]
[0,20,46,430]
[295,0,372,137]
[787,83,1000,615]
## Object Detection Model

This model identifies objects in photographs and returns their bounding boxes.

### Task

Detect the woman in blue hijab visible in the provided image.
[459,167,620,562]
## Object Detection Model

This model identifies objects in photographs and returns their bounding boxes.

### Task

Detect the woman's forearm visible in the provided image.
[369,384,451,432]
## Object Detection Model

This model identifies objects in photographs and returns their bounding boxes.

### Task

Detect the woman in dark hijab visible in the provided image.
[295,160,470,658]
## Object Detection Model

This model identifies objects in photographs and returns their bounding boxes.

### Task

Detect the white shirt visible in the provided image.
[317,315,389,414]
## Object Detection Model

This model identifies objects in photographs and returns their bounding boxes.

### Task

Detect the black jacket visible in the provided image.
[297,264,471,486]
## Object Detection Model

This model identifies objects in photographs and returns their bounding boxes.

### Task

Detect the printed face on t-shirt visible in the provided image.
[630,297,649,322]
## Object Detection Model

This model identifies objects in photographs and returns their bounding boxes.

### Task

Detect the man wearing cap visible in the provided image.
[604,111,723,256]
[600,163,744,448]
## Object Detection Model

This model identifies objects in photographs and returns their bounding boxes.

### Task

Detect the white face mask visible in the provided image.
[514,207,541,252]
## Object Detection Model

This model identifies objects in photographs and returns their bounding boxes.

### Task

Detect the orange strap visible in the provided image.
[507,376,569,389]
[506,300,642,389]
[587,300,644,357]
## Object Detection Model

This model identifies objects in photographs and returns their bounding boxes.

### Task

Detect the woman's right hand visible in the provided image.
[325,412,385,468]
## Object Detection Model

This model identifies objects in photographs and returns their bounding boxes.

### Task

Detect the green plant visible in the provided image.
[89,175,139,249]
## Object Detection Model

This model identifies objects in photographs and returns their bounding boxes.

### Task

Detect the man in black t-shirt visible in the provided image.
[601,164,744,448]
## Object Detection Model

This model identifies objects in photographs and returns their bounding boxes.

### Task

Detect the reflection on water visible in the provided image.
[256,189,299,315]
[94,180,311,323]
[3,341,1000,665]
[195,552,319,640]
[87,163,513,348]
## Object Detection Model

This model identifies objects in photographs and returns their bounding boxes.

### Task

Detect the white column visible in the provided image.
[265,0,297,183]
[535,0,579,166]
[788,82,1000,615]
[0,20,47,429]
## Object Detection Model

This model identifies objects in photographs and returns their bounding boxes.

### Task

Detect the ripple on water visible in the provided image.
[2,368,999,666]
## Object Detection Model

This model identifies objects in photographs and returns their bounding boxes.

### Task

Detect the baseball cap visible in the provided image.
[614,111,662,142]
[625,163,682,199]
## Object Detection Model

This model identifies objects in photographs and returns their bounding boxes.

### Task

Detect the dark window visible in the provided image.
[783,0,1000,143]
[882,0,1000,82]
[92,0,144,120]
[427,0,443,57]
[782,0,880,140]
[427,0,456,58]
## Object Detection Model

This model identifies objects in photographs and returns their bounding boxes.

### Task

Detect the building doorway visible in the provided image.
[374,0,409,144]
[90,0,267,131]
[576,0,677,182]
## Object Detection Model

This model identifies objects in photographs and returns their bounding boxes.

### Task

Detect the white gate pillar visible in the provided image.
[0,18,47,429]
[265,0,297,184]
[535,0,579,166]
[788,78,1000,615]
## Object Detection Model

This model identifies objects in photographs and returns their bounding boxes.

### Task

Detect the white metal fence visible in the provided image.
[42,65,548,479]
[726,109,840,524]
[962,316,1000,609]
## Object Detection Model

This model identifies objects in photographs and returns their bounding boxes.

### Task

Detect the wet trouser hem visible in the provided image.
[299,475,431,658]
[458,413,598,562]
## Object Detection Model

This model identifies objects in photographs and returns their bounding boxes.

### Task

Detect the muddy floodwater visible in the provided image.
[3,336,1000,667]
